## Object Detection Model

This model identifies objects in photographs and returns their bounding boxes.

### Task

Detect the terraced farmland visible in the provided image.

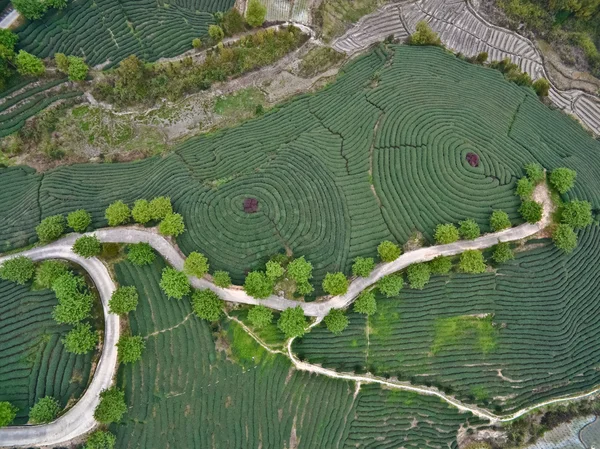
[295,227,600,413]
[0,279,93,424]
[0,78,82,138]
[1,45,600,287]
[111,257,476,448]
[15,0,233,68]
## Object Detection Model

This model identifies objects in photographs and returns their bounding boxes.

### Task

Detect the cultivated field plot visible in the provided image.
[15,0,233,68]
[0,78,83,139]
[112,258,476,448]
[0,279,93,424]
[295,228,600,413]
[1,46,600,287]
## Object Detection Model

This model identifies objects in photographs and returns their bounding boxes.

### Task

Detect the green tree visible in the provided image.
[62,323,98,354]
[475,51,488,64]
[46,0,68,9]
[54,52,69,73]
[159,267,190,299]
[524,162,545,184]
[0,29,18,61]
[222,8,246,35]
[184,251,210,278]
[353,290,377,315]
[117,335,145,363]
[67,56,88,81]
[406,263,431,289]
[67,209,92,232]
[287,256,313,291]
[0,402,17,427]
[549,167,576,194]
[244,271,273,298]
[72,235,101,258]
[296,279,314,296]
[0,256,35,284]
[377,240,401,262]
[515,177,535,198]
[377,274,404,297]
[35,260,69,289]
[53,290,93,324]
[109,286,138,315]
[459,219,481,240]
[192,289,223,321]
[429,255,452,275]
[434,223,459,244]
[94,388,127,424]
[533,78,550,97]
[15,50,45,76]
[492,242,514,263]
[277,306,306,338]
[159,213,185,236]
[247,305,273,328]
[212,270,231,288]
[13,0,47,19]
[553,224,577,253]
[105,201,131,226]
[459,250,486,273]
[84,430,116,449]
[352,256,375,277]
[519,200,543,223]
[322,272,349,296]
[561,200,593,228]
[192,38,202,49]
[149,196,172,220]
[131,199,152,224]
[51,272,84,299]
[324,308,349,335]
[490,210,511,231]
[246,0,266,27]
[29,396,60,424]
[208,24,225,42]
[36,215,66,242]
[265,260,284,281]
[126,243,155,265]
[408,20,441,46]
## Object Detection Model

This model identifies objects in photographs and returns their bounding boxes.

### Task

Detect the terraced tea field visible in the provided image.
[295,227,600,413]
[15,0,233,68]
[2,46,600,287]
[0,78,83,139]
[0,279,93,424]
[111,257,478,448]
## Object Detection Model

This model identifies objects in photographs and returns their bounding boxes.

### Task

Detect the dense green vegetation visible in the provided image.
[93,26,307,107]
[495,0,599,76]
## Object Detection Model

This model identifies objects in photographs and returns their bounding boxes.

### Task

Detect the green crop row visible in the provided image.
[15,0,233,68]
[295,227,600,413]
[2,46,600,290]
[0,279,92,424]
[111,256,475,447]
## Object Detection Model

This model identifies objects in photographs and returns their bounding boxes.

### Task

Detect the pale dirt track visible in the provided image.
[1,183,597,447]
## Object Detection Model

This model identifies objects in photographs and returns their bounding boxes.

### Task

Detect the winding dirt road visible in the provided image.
[2,183,596,447]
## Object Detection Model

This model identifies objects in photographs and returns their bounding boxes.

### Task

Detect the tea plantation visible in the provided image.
[0,279,93,424]
[111,257,481,448]
[294,227,600,413]
[14,0,233,67]
[3,46,600,288]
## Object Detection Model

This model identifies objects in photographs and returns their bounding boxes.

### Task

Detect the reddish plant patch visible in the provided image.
[466,152,479,167]
[243,198,259,213]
